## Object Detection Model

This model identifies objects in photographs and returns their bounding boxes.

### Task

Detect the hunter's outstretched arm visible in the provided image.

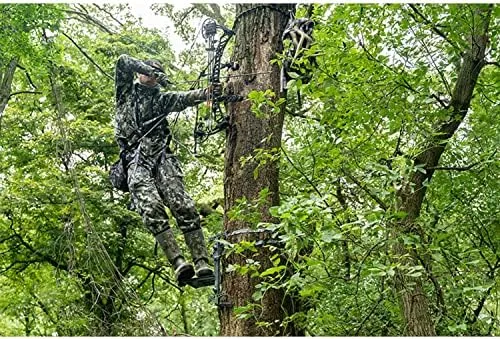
[158,89,208,114]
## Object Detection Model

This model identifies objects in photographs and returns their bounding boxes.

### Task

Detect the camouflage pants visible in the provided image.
[126,150,201,236]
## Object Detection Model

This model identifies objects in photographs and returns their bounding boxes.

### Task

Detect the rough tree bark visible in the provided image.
[219,3,298,336]
[0,59,17,119]
[393,5,493,336]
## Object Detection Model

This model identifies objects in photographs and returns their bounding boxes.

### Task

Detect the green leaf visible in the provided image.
[260,265,286,277]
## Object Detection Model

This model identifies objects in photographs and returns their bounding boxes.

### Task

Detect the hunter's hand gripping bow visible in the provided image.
[194,19,242,153]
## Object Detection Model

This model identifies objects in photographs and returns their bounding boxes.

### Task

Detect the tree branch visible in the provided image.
[430,93,450,109]
[64,8,116,34]
[416,253,446,316]
[428,163,480,172]
[92,3,125,27]
[354,291,385,335]
[408,23,452,96]
[469,284,494,325]
[428,150,496,172]
[342,169,388,211]
[408,4,459,50]
[76,3,90,14]
[6,213,72,274]
[336,180,352,280]
[281,145,330,207]
[305,4,314,18]
[0,234,16,244]
[30,292,58,325]
[131,262,182,292]
[285,107,321,122]
[193,4,225,26]
[15,64,37,89]
[61,32,114,80]
[8,91,42,99]
[177,7,196,28]
[485,61,499,67]
[135,270,154,291]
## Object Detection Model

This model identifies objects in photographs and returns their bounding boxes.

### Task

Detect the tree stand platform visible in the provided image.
[179,274,215,288]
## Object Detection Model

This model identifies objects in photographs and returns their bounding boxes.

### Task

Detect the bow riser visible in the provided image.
[194,19,242,149]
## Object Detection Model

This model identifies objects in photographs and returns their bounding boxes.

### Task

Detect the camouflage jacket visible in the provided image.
[114,54,207,158]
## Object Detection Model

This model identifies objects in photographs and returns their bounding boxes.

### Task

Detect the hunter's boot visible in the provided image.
[184,229,214,277]
[156,229,195,282]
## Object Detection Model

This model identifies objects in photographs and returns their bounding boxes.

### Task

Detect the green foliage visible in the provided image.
[0,3,219,336]
[0,4,65,66]
[0,2,498,337]
[271,3,499,336]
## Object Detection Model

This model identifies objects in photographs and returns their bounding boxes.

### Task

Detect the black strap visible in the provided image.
[122,113,171,153]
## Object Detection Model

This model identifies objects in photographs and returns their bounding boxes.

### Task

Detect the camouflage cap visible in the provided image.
[145,59,165,73]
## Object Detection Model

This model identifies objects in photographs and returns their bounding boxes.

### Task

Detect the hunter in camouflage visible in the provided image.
[114,54,217,283]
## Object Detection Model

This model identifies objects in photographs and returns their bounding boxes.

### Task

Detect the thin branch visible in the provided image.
[285,107,321,122]
[30,292,58,325]
[8,91,42,99]
[193,4,225,26]
[354,293,385,335]
[280,145,330,206]
[76,3,90,14]
[469,284,495,325]
[336,180,352,279]
[428,163,480,171]
[135,270,154,291]
[428,149,496,171]
[416,254,446,316]
[342,170,388,211]
[6,213,72,274]
[15,64,37,89]
[398,76,419,93]
[63,8,116,34]
[61,32,114,80]
[0,261,18,274]
[147,273,157,303]
[0,234,16,244]
[485,61,499,67]
[92,3,125,27]
[408,4,459,50]
[354,239,387,298]
[392,121,405,160]
[131,262,182,292]
[305,4,314,18]
[408,23,452,96]
[177,7,196,27]
[122,260,136,276]
[358,36,389,70]
[430,93,451,109]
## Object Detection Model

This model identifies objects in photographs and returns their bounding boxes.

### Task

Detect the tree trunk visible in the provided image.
[220,3,297,336]
[393,5,492,336]
[0,59,17,120]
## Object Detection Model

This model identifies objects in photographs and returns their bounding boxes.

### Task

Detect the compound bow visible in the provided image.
[193,18,242,153]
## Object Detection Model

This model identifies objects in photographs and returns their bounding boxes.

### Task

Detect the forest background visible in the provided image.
[0,3,498,336]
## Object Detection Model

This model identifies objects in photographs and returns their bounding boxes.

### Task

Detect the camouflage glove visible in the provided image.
[208,82,223,98]
[154,71,173,87]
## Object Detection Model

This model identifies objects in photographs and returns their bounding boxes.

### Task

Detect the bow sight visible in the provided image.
[193,19,242,154]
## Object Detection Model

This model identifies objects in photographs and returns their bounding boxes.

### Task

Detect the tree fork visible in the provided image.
[392,5,493,336]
